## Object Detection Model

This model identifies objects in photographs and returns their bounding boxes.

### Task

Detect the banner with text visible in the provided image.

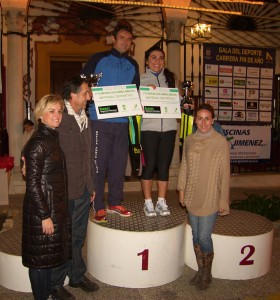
[203,44,275,124]
[223,125,271,162]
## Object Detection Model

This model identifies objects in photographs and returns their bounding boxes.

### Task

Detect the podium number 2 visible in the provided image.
[138,249,149,270]
[239,245,255,265]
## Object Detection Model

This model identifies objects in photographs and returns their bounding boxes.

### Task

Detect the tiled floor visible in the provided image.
[1,188,280,300]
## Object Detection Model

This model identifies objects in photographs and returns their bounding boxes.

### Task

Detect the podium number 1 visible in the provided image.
[138,249,149,270]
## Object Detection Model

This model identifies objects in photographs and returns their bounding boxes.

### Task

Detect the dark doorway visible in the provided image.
[50,60,85,95]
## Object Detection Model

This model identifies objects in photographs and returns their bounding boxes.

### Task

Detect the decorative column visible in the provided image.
[3,8,25,166]
[166,20,183,82]
[165,20,183,172]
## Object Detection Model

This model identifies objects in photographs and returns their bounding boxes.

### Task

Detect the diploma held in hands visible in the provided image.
[92,84,143,119]
[139,86,181,119]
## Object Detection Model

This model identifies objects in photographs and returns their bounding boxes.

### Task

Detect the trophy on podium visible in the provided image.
[180,80,194,115]
[179,80,195,159]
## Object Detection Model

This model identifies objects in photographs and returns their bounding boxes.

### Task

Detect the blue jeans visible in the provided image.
[188,211,218,254]
[51,187,91,288]
[29,268,51,300]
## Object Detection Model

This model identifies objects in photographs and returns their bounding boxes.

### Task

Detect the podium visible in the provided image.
[87,199,186,288]
[185,209,273,280]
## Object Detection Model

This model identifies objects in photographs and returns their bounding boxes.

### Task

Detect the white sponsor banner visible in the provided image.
[205,87,218,98]
[233,66,246,77]
[219,76,232,87]
[260,111,272,122]
[218,110,232,121]
[139,86,181,119]
[223,125,271,161]
[205,64,219,75]
[246,111,258,122]
[205,99,219,109]
[233,100,245,110]
[92,84,143,119]
[232,110,245,122]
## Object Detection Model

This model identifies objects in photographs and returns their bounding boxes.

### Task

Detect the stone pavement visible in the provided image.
[0,187,280,300]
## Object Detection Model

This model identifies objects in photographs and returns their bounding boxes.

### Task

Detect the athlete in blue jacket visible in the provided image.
[81,21,140,223]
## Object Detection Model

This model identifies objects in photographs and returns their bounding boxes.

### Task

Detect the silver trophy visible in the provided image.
[80,73,102,114]
[80,72,102,87]
[180,80,194,115]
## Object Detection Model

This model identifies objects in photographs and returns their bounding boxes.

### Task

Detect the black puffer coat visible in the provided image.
[22,122,71,269]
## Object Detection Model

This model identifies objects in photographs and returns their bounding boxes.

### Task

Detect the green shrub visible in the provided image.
[230,194,280,222]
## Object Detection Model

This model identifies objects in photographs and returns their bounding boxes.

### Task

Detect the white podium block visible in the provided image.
[0,222,69,292]
[185,209,273,280]
[0,251,31,292]
[87,201,186,288]
[0,215,32,292]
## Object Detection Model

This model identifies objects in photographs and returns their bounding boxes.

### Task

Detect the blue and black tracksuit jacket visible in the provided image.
[81,47,140,123]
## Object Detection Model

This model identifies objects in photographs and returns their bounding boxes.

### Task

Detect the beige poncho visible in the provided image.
[177,128,230,216]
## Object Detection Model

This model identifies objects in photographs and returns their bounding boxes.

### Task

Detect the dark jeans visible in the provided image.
[91,120,128,211]
[29,268,51,300]
[51,187,91,288]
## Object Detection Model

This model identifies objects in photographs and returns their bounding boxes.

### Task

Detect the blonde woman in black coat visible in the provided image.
[22,94,71,300]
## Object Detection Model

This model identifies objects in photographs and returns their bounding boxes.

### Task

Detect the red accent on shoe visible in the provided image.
[93,209,107,223]
[107,205,133,217]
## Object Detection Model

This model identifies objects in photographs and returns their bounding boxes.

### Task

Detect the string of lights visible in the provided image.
[72,0,243,15]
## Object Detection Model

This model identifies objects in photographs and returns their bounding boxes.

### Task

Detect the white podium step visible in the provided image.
[185,209,273,280]
[87,199,186,288]
[0,217,31,292]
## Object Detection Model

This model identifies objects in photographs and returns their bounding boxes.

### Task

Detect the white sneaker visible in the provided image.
[155,199,170,216]
[143,200,157,217]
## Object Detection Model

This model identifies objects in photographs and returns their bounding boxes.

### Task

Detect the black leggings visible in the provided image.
[141,130,177,181]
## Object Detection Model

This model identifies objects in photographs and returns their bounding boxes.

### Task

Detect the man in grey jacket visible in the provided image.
[51,76,99,299]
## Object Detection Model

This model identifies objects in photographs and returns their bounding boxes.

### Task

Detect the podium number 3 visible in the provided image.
[138,249,149,270]
[239,245,255,265]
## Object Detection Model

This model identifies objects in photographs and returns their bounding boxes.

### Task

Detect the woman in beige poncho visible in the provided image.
[178,103,230,290]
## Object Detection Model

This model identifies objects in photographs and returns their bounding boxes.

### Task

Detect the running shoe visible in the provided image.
[93,209,107,223]
[143,200,157,217]
[107,205,133,217]
[155,199,171,216]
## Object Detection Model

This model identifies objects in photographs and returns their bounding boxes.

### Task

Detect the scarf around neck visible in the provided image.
[64,100,88,132]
